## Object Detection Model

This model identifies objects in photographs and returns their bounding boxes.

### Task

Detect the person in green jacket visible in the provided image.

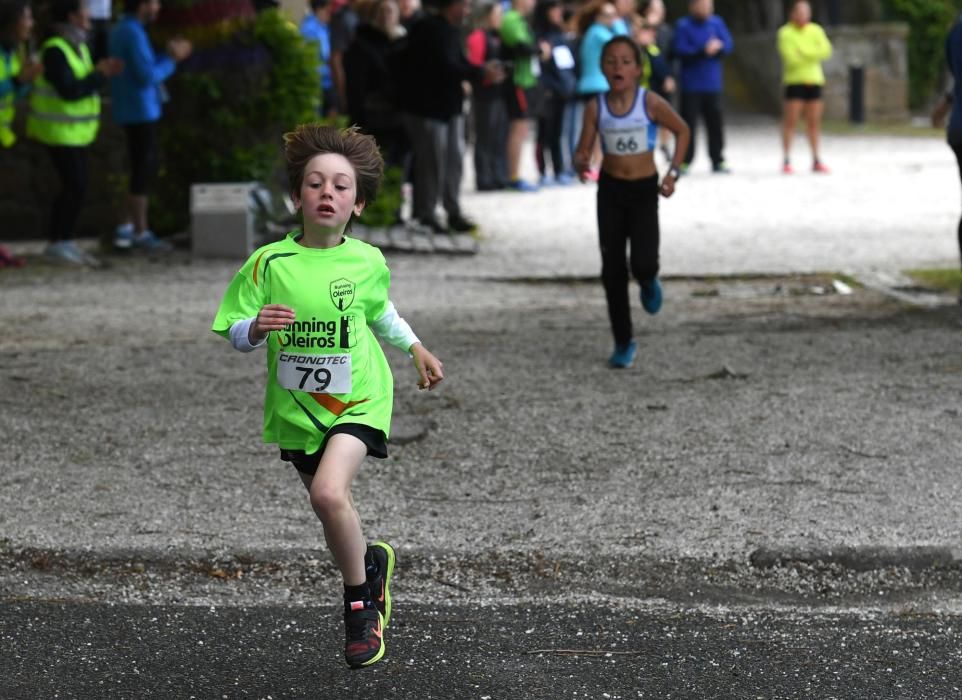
[500,0,548,191]
[777,0,832,174]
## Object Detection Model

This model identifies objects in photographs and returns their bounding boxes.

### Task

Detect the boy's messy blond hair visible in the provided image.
[283,124,384,207]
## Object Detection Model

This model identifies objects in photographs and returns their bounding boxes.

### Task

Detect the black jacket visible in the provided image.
[395,14,484,120]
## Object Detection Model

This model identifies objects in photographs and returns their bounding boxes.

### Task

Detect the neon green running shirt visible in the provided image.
[212,232,394,453]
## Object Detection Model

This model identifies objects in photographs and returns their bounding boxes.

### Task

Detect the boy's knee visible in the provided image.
[309,483,348,520]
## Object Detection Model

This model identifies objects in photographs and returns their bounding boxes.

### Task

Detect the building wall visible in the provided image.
[726,22,909,123]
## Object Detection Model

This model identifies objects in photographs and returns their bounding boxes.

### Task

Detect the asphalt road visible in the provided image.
[3,600,961,699]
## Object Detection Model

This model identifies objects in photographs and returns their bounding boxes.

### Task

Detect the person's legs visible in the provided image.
[46,145,87,243]
[626,175,660,286]
[597,174,633,348]
[299,433,368,585]
[547,95,566,178]
[491,97,510,187]
[679,91,698,166]
[704,91,726,168]
[952,142,962,274]
[535,113,549,179]
[297,433,385,668]
[782,98,803,166]
[441,114,465,219]
[404,114,443,225]
[473,97,495,189]
[804,97,825,166]
[507,118,530,183]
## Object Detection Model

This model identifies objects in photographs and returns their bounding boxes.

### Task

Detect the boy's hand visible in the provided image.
[250,304,295,343]
[410,342,444,391]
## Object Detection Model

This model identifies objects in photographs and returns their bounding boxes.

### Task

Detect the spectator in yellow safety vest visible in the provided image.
[26,0,123,266]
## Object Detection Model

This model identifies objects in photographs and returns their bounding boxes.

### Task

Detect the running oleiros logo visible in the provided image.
[278,315,357,349]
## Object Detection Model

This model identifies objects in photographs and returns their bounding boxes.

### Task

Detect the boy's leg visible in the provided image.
[300,433,386,668]
[304,433,367,585]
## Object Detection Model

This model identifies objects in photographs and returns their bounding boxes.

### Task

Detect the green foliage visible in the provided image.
[152,9,320,234]
[882,0,962,108]
[359,166,403,228]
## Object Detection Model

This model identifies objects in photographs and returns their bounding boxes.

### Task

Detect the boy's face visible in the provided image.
[293,153,364,231]
[602,41,641,90]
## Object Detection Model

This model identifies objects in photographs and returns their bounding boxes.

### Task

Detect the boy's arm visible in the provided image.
[228,318,266,352]
[370,301,420,354]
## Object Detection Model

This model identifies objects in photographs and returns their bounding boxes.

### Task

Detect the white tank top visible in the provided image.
[597,87,657,157]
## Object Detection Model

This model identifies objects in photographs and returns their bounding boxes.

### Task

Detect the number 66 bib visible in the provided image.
[276,352,352,394]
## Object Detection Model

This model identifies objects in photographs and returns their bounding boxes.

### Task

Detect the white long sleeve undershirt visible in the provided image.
[228,301,420,354]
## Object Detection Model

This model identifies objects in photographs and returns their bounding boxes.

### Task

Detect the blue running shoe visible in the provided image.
[608,340,637,369]
[509,179,539,193]
[640,278,663,315]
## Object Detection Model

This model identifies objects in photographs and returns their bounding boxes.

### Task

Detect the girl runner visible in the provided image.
[574,36,690,368]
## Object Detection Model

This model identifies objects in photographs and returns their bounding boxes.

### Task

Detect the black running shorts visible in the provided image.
[280,423,388,476]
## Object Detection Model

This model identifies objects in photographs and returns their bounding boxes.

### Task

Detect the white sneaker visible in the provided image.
[45,241,87,265]
[132,230,173,253]
[114,223,134,250]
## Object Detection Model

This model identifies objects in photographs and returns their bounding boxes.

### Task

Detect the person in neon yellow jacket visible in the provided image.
[777,0,832,174]
[26,0,122,265]
[0,0,42,148]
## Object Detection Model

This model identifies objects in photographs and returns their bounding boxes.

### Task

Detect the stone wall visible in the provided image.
[726,23,910,123]
[0,101,128,243]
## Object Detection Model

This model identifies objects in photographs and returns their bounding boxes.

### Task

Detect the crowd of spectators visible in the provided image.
[304,0,695,235]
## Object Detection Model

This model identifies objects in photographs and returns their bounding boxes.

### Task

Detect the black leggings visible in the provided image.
[597,171,660,345]
[953,142,962,271]
[46,145,88,242]
[125,122,159,195]
[536,93,566,177]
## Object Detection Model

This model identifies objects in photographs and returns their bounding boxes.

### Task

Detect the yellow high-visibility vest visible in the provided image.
[27,37,100,146]
[0,48,22,147]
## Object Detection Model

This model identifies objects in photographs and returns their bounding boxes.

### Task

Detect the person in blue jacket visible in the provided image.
[932,13,962,304]
[672,0,732,173]
[300,0,335,117]
[108,0,191,252]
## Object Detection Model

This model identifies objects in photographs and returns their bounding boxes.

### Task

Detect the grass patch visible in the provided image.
[821,119,944,139]
[904,268,962,292]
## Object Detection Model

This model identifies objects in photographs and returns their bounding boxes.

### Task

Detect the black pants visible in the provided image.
[597,172,660,345]
[124,122,159,195]
[472,95,508,190]
[953,141,962,271]
[46,145,88,242]
[680,91,725,167]
[536,93,566,178]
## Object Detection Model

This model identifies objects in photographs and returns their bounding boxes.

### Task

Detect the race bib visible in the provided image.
[276,352,352,394]
[601,127,650,156]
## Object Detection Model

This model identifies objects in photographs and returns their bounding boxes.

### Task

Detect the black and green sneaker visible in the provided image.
[366,541,396,628]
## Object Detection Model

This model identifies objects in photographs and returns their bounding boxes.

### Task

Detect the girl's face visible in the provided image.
[602,41,641,91]
[294,153,365,232]
[14,6,34,42]
[547,4,562,25]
